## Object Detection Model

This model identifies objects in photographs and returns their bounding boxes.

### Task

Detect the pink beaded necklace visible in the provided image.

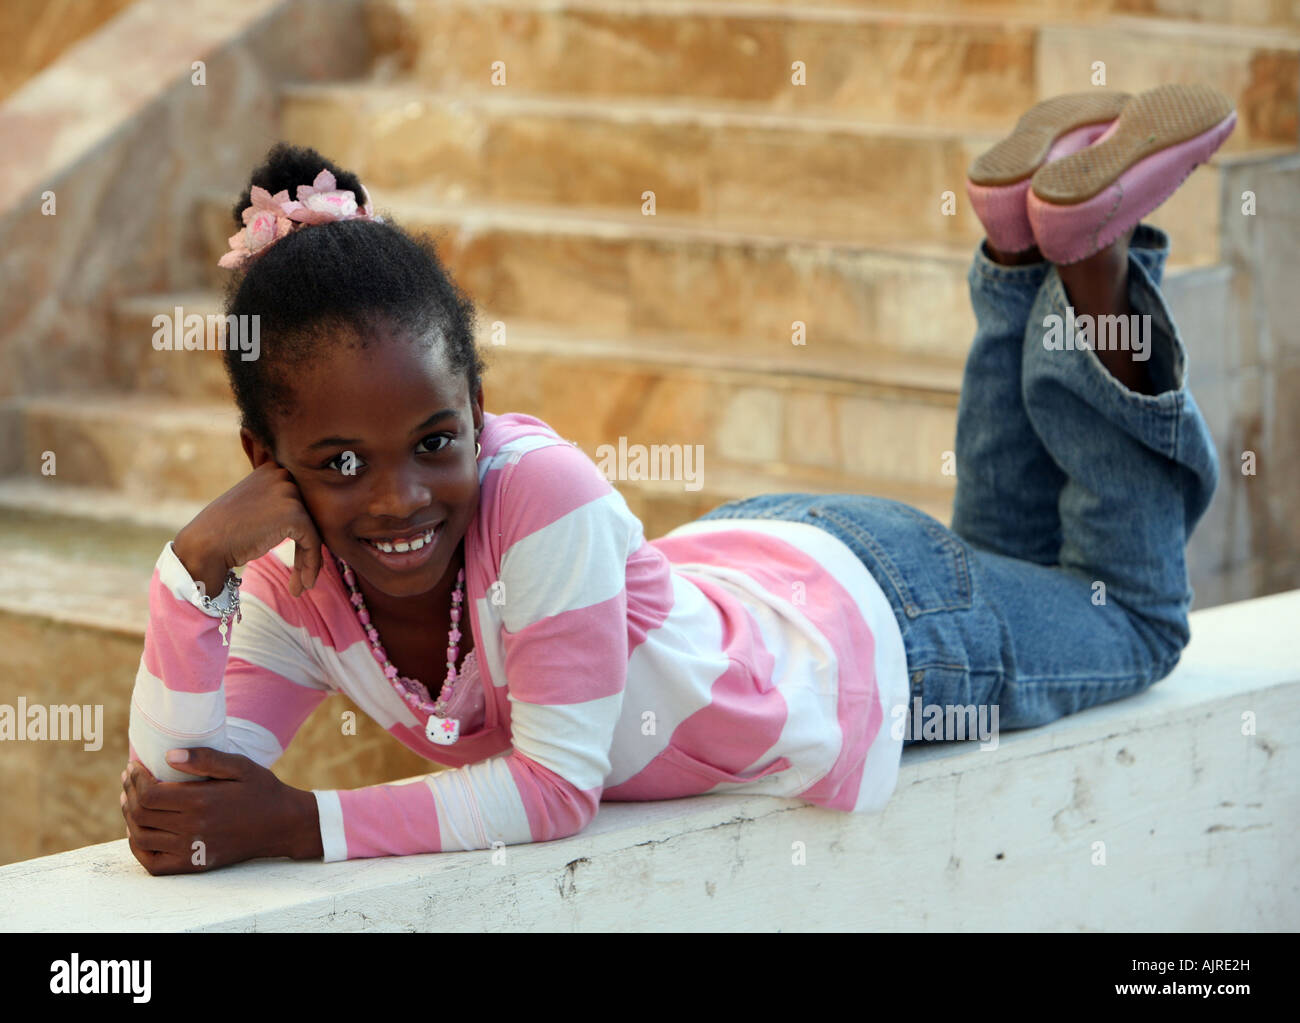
[334,549,469,746]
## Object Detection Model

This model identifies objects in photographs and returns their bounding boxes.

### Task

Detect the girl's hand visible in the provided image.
[121,749,322,875]
[173,461,324,598]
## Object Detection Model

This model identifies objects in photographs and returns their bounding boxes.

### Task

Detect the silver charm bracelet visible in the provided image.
[199,570,243,647]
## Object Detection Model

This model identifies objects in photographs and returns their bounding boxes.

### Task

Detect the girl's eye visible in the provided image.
[322,434,453,473]
[416,433,453,455]
[324,451,361,473]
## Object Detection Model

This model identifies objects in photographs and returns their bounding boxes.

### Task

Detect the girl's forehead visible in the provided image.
[283,341,468,447]
[305,336,460,397]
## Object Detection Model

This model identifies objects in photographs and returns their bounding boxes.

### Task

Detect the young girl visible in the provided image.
[122,83,1232,875]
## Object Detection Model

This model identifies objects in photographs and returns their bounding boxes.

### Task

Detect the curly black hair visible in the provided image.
[220,142,486,451]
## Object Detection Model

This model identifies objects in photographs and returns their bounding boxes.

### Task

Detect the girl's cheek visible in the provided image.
[297,486,338,529]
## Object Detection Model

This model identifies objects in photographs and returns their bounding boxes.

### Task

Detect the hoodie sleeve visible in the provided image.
[309,440,641,861]
[128,541,334,783]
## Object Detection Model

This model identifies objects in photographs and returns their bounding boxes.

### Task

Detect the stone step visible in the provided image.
[0,487,182,636]
[363,0,1298,147]
[278,82,1234,259]
[635,0,1300,34]
[1037,17,1300,148]
[114,278,974,402]
[363,0,1040,132]
[199,184,1263,370]
[131,254,1235,411]
[109,290,234,400]
[199,193,983,360]
[471,321,965,492]
[1105,0,1300,32]
[14,394,248,505]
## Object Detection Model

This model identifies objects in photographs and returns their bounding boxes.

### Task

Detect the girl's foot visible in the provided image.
[1054,225,1154,394]
[967,91,1131,256]
[1028,83,1236,265]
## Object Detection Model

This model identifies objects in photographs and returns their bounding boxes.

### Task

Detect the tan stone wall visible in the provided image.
[0,0,138,103]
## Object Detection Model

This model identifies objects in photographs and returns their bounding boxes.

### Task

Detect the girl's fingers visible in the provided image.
[122,796,183,834]
[124,764,194,814]
[125,834,158,872]
[301,518,323,588]
[290,517,322,594]
[121,806,186,856]
[306,543,322,588]
[125,834,186,876]
[292,545,309,595]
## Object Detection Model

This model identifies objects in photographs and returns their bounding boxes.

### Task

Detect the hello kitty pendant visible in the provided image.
[426,714,460,745]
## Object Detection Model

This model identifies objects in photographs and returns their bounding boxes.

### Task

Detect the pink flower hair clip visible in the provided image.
[218,169,383,269]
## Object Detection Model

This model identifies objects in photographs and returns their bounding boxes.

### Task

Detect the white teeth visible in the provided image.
[365,526,437,555]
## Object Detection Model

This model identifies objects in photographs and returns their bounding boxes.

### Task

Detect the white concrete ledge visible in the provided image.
[2,589,1296,932]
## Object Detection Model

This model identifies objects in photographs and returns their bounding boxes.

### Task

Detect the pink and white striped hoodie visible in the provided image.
[129,411,909,861]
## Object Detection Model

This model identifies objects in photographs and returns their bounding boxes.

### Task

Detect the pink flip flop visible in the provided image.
[1027,83,1237,264]
[966,91,1131,255]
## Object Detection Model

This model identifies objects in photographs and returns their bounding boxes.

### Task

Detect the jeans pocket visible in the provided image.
[808,498,974,618]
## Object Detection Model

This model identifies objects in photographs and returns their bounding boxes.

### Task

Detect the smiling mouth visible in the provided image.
[358,524,441,554]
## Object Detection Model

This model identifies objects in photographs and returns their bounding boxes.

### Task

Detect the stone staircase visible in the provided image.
[2,0,1298,866]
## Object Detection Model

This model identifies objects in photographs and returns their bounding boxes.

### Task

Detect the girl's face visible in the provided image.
[241,327,483,607]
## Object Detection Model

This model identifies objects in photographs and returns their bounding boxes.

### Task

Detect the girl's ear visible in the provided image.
[239,427,280,471]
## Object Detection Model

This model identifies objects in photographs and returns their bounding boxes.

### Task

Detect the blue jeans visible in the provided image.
[696,223,1219,747]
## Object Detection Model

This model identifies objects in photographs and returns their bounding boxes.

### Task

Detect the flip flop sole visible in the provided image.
[1030,83,1235,204]
[1027,84,1236,263]
[968,91,1133,187]
[966,91,1131,252]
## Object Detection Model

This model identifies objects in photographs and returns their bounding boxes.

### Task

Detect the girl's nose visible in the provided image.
[366,464,435,521]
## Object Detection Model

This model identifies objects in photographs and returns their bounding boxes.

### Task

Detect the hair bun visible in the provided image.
[230,142,367,229]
